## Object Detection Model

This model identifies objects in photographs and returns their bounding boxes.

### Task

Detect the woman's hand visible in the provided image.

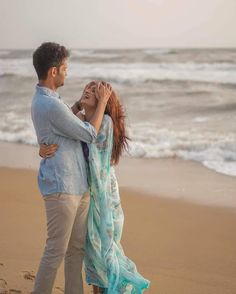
[39,143,59,158]
[95,81,112,105]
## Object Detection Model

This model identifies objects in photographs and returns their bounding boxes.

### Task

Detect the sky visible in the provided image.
[0,0,235,49]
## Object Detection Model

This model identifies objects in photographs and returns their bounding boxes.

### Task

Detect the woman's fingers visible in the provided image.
[107,83,112,92]
[95,84,102,101]
[94,86,99,100]
[39,144,58,158]
[103,82,112,93]
[46,144,58,151]
[104,83,112,99]
[94,81,112,102]
[46,148,57,155]
[97,81,101,89]
[47,145,58,154]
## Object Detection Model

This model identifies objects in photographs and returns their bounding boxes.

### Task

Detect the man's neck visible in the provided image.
[38,80,57,92]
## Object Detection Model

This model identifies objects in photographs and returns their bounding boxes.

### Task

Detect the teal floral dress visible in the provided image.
[84,114,150,293]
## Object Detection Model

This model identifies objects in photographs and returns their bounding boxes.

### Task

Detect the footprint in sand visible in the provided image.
[0,278,8,294]
[22,271,35,281]
[55,286,64,293]
[0,264,4,267]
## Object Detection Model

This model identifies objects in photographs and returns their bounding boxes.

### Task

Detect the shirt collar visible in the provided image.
[36,84,61,99]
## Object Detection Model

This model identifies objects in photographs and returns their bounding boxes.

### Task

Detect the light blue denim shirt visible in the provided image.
[31,85,97,196]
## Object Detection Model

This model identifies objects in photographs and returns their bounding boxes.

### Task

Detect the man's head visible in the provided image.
[33,42,69,88]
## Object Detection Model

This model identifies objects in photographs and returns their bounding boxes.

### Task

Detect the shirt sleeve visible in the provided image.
[49,99,97,143]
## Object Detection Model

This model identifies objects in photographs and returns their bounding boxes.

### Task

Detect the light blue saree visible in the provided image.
[84,114,150,293]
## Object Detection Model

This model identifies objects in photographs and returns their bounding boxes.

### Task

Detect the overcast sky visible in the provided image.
[0,0,235,49]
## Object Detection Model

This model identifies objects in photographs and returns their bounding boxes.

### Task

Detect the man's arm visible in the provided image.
[50,83,111,143]
[50,100,97,143]
[70,82,112,134]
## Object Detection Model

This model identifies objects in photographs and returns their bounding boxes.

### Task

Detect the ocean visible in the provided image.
[0,48,236,176]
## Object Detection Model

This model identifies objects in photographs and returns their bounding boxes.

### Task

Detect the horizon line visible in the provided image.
[1,46,236,51]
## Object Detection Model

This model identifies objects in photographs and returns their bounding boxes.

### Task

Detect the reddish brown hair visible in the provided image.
[104,88,129,165]
[80,81,129,165]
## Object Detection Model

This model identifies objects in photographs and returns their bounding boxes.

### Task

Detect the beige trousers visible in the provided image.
[32,192,90,294]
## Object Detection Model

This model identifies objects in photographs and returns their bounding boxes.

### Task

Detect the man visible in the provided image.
[31,42,111,294]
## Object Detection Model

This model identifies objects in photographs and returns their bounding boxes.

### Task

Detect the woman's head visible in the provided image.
[80,80,129,165]
[80,81,98,111]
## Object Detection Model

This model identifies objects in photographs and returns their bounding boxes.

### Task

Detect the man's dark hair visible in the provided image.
[33,42,70,80]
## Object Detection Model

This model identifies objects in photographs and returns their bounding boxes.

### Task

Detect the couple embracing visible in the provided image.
[31,42,150,294]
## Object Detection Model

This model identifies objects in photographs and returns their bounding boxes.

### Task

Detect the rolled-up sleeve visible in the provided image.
[49,100,97,143]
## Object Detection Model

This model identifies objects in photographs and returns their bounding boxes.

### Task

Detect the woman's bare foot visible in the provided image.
[92,285,99,294]
[92,285,105,294]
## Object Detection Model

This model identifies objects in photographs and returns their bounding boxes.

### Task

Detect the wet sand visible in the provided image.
[0,142,236,293]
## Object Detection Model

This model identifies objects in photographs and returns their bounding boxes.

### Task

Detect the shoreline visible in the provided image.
[0,141,236,209]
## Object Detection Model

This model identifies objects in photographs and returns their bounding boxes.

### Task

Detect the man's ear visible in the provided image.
[50,67,57,78]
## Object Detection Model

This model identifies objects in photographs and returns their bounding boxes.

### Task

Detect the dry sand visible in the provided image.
[0,142,236,293]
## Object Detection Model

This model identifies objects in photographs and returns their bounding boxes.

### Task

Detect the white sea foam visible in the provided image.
[69,62,236,85]
[0,129,37,145]
[126,123,236,177]
[144,48,174,55]
[0,117,235,176]
[0,49,236,179]
[0,58,34,77]
[0,50,11,56]
[192,117,210,123]
[71,49,119,59]
[1,58,236,85]
[70,49,95,57]
[0,112,37,145]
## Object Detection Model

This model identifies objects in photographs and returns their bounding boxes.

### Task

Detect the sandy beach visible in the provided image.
[0,142,236,293]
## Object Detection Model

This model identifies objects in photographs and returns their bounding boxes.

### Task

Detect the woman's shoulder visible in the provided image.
[102,114,113,128]
[96,115,113,140]
[95,114,113,147]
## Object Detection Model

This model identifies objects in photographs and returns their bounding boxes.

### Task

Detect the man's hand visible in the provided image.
[39,143,59,158]
[76,111,85,121]
[71,100,81,115]
[95,81,112,105]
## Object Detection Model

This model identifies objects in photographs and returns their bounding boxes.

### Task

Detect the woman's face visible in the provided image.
[80,83,98,111]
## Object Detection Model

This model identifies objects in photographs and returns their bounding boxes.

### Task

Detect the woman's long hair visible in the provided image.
[104,88,129,165]
[80,81,129,165]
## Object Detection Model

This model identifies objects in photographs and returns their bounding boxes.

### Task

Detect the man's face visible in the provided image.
[54,58,68,87]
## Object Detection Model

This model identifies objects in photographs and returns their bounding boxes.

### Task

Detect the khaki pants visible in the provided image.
[32,192,90,294]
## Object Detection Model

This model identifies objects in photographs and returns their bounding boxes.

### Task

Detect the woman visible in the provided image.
[40,81,150,293]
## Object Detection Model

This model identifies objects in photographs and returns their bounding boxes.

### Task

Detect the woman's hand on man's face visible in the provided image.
[39,143,58,158]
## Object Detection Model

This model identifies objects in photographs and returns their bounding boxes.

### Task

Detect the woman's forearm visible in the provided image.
[89,100,107,133]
